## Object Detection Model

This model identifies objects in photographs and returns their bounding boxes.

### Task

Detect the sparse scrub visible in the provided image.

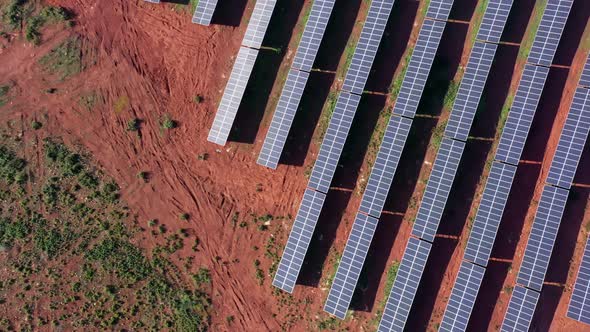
[31,120,42,130]
[161,115,177,130]
[127,118,140,131]
[39,37,84,80]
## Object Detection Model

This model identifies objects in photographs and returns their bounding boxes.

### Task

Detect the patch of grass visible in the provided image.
[372,261,400,327]
[496,93,514,134]
[431,120,447,149]
[315,91,338,141]
[389,48,413,99]
[39,37,84,80]
[2,0,29,30]
[78,91,101,111]
[518,0,547,61]
[0,84,11,107]
[443,79,460,111]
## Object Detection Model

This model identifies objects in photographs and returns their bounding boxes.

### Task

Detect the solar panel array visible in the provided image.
[568,236,590,325]
[324,213,379,318]
[527,0,573,67]
[464,162,517,267]
[412,138,465,242]
[445,42,497,142]
[378,237,432,332]
[501,286,540,332]
[496,64,550,166]
[272,189,326,293]
[341,0,396,95]
[242,0,279,49]
[208,47,259,145]
[425,0,454,21]
[439,262,486,332]
[258,0,337,169]
[192,0,219,25]
[581,54,590,87]
[476,0,514,43]
[546,88,590,189]
[274,0,396,294]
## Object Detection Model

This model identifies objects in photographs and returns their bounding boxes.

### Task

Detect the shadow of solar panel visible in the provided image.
[324,213,379,319]
[257,69,310,169]
[546,88,590,189]
[581,55,590,88]
[273,189,326,293]
[192,0,219,25]
[242,0,278,49]
[439,262,486,332]
[464,162,517,267]
[412,138,465,242]
[425,0,454,21]
[517,185,569,291]
[476,0,514,43]
[308,92,362,193]
[341,0,396,95]
[445,42,497,141]
[501,286,540,332]
[393,19,446,118]
[527,0,573,67]
[496,64,549,165]
[208,46,259,146]
[378,237,432,332]
[568,236,590,324]
[291,0,336,72]
[359,115,412,217]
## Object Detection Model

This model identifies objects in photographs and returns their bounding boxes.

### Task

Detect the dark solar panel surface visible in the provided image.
[475,0,514,43]
[568,236,590,324]
[527,0,573,67]
[501,286,540,332]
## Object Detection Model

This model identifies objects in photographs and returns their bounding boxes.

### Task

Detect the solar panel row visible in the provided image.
[546,87,590,189]
[341,0,396,95]
[439,262,486,332]
[568,236,590,324]
[425,0,454,21]
[580,54,590,88]
[527,0,573,67]
[257,0,337,169]
[476,0,514,44]
[378,237,432,332]
[192,0,219,26]
[242,0,279,49]
[412,138,465,242]
[272,189,326,293]
[501,286,540,332]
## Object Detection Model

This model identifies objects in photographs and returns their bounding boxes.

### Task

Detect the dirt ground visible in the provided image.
[2,0,590,330]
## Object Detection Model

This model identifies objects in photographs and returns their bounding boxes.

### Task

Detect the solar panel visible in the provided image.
[144,0,160,3]
[359,115,412,217]
[378,237,432,332]
[475,0,514,43]
[445,42,498,141]
[568,236,590,324]
[496,64,550,166]
[412,138,465,242]
[324,213,379,319]
[516,185,569,291]
[546,87,590,189]
[272,189,326,293]
[527,0,573,67]
[242,0,278,49]
[291,0,337,72]
[425,0,454,21]
[580,54,590,88]
[257,69,310,169]
[393,19,447,118]
[208,46,259,146]
[501,286,540,332]
[308,92,362,193]
[464,162,517,267]
[341,0,396,95]
[192,0,219,26]
[439,262,486,332]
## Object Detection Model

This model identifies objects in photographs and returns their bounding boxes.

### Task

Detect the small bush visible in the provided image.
[160,115,177,130]
[179,213,189,221]
[31,120,42,130]
[127,118,140,131]
[193,95,204,103]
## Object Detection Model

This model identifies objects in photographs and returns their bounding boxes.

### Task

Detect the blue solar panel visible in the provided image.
[257,69,310,169]
[464,162,517,267]
[580,54,590,88]
[378,237,432,332]
[425,0,454,21]
[412,138,465,242]
[359,115,412,217]
[527,0,573,67]
[501,286,540,332]
[242,0,278,49]
[546,87,590,189]
[308,92,362,193]
[393,19,447,118]
[439,262,486,332]
[144,0,160,3]
[273,189,326,293]
[324,213,379,319]
[192,0,219,26]
[476,0,514,43]
[341,0,396,95]
[517,185,569,291]
[568,236,590,325]
[291,0,337,72]
[496,64,550,165]
[445,42,498,141]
